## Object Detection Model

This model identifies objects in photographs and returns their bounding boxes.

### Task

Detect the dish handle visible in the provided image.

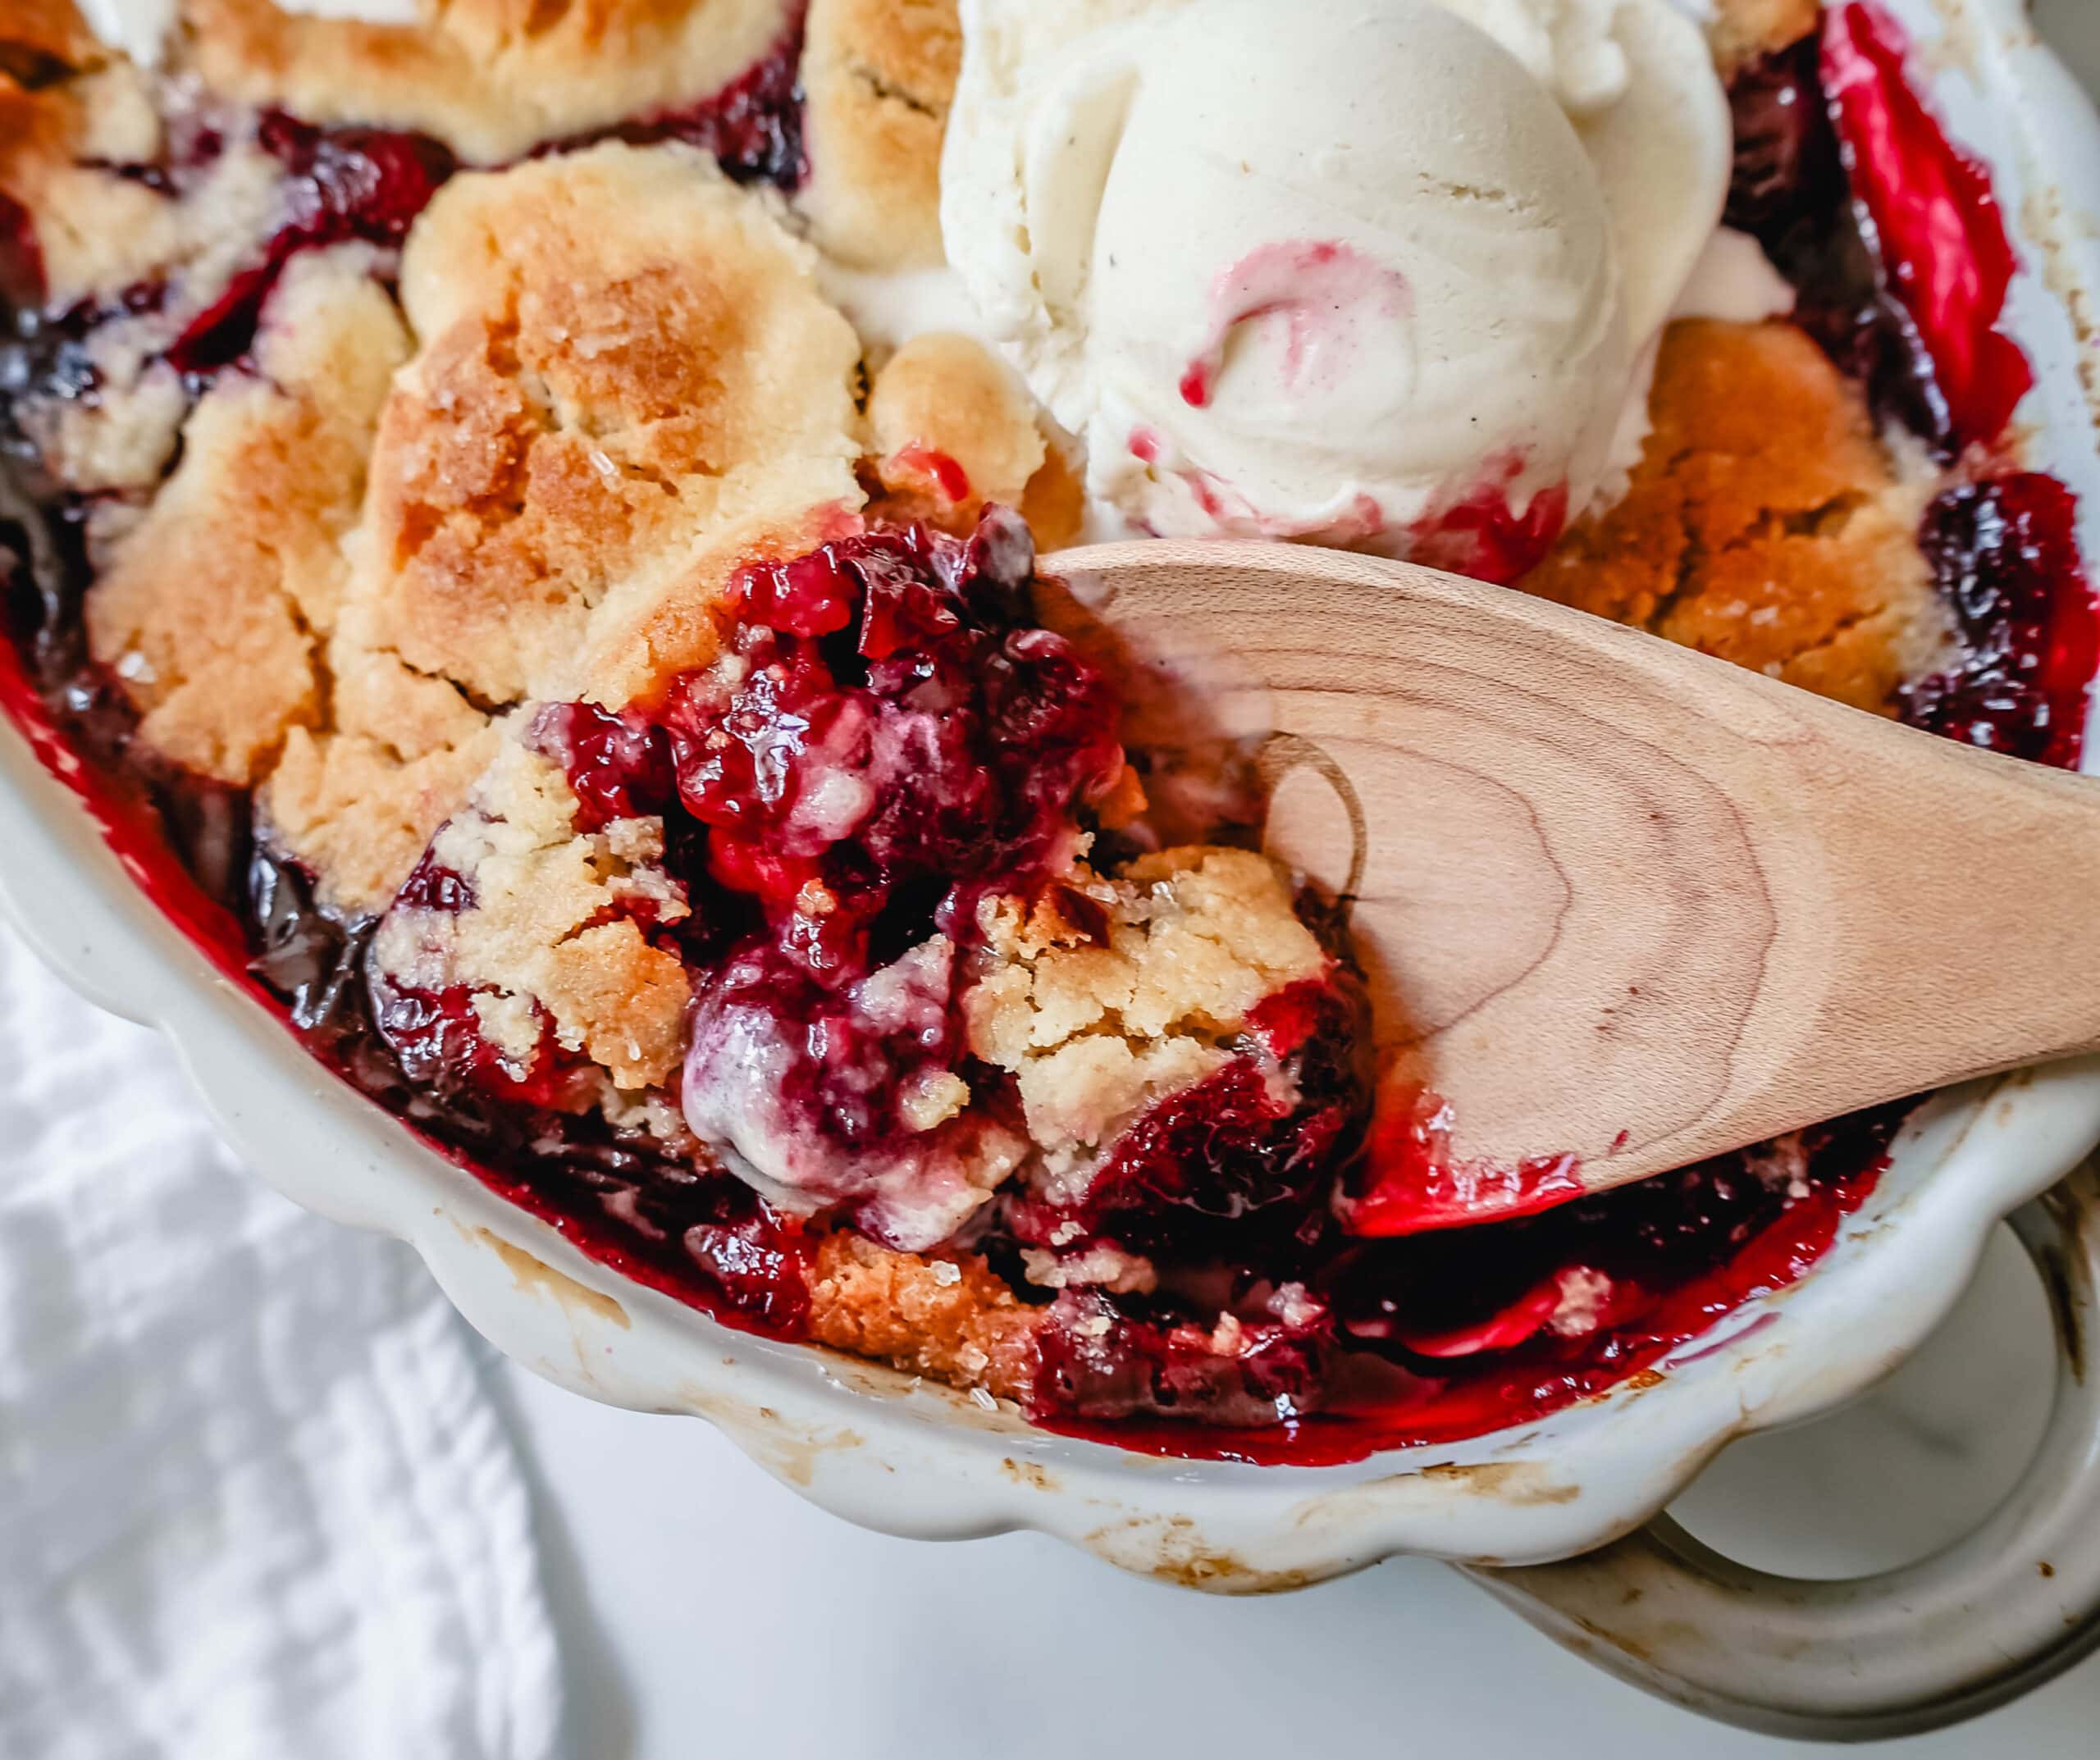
[1463,1163,2100,1739]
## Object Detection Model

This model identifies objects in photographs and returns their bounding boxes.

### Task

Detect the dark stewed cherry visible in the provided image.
[166,114,457,375]
[1002,976,1369,1268]
[566,7,809,189]
[527,701,677,832]
[1031,1288,1336,1426]
[1901,476,2098,768]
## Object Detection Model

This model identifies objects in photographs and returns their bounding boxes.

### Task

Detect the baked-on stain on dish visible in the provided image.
[1418,1461,1582,1506]
[473,1227,632,1330]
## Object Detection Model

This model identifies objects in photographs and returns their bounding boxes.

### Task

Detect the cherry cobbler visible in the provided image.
[0,0,2092,1461]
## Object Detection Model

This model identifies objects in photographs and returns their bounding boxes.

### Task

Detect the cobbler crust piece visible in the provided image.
[966,848,1327,1199]
[1709,0,1819,71]
[264,142,866,910]
[806,1230,1039,1399]
[352,141,862,709]
[183,0,795,164]
[865,331,1042,517]
[797,0,960,268]
[1522,318,1948,714]
[85,245,411,783]
[0,11,173,307]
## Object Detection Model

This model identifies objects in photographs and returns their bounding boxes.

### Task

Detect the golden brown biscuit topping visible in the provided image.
[1521,319,1948,715]
[185,0,795,163]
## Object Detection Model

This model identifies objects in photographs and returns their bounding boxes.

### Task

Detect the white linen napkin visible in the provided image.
[0,923,563,1760]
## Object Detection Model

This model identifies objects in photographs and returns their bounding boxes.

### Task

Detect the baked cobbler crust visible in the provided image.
[1521,319,1949,714]
[183,0,794,163]
[797,0,959,268]
[85,245,410,782]
[355,142,861,709]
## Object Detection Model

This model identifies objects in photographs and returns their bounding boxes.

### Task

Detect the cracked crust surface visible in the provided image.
[796,0,960,268]
[358,141,862,711]
[266,144,864,908]
[1519,319,1948,714]
[966,849,1326,1180]
[84,244,410,782]
[182,0,794,164]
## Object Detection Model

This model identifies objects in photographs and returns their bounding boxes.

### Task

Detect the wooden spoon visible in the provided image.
[1040,539,2100,1229]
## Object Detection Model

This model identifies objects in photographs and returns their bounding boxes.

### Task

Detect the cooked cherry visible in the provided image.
[1901,476,2099,768]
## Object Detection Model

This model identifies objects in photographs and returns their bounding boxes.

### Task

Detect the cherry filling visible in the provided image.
[1819,1,2030,450]
[678,513,1124,939]
[1904,476,2099,767]
[0,191,41,312]
[1034,1288,1335,1427]
[1726,3,2025,457]
[526,513,1131,1232]
[165,114,457,376]
[559,4,809,189]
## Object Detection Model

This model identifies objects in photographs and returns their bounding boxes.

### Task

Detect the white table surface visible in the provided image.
[496,7,2100,1754]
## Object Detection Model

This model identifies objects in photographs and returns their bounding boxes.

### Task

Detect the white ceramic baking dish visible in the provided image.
[5,0,2100,1736]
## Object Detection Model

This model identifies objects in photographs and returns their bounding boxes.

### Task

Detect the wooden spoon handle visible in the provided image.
[1045,540,2100,1192]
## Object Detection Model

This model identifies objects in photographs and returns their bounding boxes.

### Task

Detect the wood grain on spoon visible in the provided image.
[1042,539,2100,1217]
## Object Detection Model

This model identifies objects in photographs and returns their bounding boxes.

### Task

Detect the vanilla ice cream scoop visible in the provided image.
[941,0,1731,578]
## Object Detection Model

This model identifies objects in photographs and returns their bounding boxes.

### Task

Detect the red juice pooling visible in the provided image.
[1820,0,2029,451]
[1343,1083,1587,1237]
[1040,1109,1900,1466]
